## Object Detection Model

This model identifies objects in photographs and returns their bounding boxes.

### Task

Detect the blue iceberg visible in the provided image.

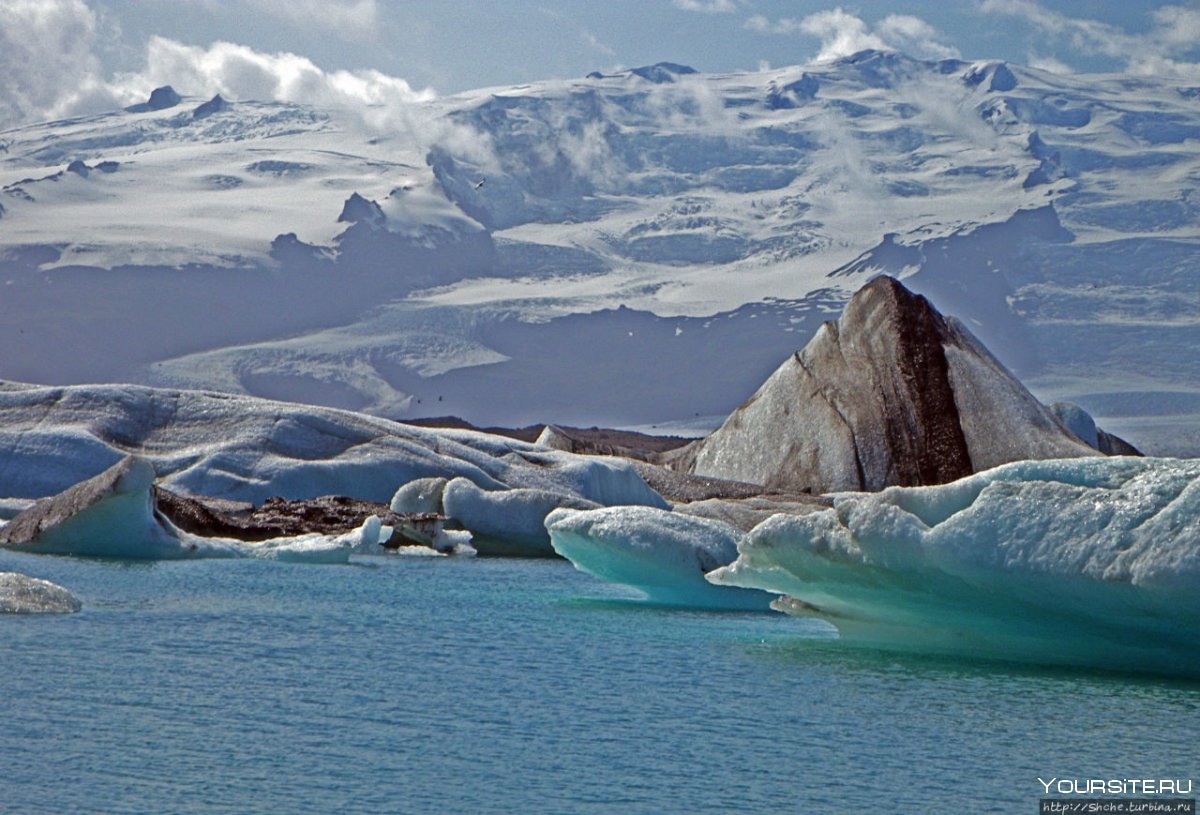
[709,457,1200,676]
[547,506,771,610]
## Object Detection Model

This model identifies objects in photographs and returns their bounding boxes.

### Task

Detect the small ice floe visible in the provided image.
[546,505,772,610]
[0,572,81,613]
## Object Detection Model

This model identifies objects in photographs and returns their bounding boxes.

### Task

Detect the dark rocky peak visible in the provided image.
[193,94,230,120]
[630,63,699,83]
[337,192,386,227]
[964,61,1018,92]
[67,159,90,178]
[148,85,182,110]
[125,85,183,114]
[766,74,819,110]
[829,49,918,88]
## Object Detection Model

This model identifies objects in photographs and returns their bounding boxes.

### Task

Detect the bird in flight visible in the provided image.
[474,179,486,190]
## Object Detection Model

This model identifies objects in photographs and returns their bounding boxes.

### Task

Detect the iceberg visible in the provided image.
[443,478,600,557]
[547,506,772,610]
[0,572,82,613]
[0,457,387,563]
[0,384,669,511]
[709,457,1200,676]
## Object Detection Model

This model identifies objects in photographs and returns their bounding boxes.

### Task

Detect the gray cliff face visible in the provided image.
[678,276,1104,493]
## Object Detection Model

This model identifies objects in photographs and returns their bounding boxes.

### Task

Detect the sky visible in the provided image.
[2,1,1200,129]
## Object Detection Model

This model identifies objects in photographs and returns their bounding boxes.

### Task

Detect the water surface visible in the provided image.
[1,551,1195,814]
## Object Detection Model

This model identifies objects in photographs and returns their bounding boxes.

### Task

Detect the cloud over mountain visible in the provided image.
[745,7,959,62]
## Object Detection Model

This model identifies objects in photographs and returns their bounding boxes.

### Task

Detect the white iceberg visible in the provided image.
[0,457,387,563]
[547,506,772,610]
[709,457,1200,676]
[443,478,601,556]
[0,572,82,613]
[0,384,669,513]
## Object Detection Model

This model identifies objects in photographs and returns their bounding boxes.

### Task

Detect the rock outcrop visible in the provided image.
[668,276,1133,494]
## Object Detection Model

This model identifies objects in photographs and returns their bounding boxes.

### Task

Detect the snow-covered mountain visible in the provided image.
[2,51,1199,452]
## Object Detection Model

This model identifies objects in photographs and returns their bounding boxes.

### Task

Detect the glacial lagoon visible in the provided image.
[2,549,1194,814]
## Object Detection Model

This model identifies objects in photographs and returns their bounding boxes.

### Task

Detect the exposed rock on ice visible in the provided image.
[547,506,771,609]
[125,86,182,113]
[443,477,600,556]
[0,572,81,614]
[710,456,1200,676]
[672,277,1118,494]
[148,86,183,111]
[963,61,1017,92]
[765,74,819,109]
[0,456,387,562]
[631,62,698,83]
[338,192,386,227]
[192,95,229,120]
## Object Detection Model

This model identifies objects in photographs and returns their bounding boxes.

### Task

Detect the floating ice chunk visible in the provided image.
[390,477,449,514]
[433,528,476,557]
[0,456,202,559]
[442,478,599,556]
[0,572,82,613]
[0,456,384,563]
[709,457,1200,676]
[547,506,772,610]
[247,518,387,563]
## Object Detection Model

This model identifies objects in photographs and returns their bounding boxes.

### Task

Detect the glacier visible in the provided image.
[2,53,1200,449]
[709,457,1200,677]
[546,506,771,610]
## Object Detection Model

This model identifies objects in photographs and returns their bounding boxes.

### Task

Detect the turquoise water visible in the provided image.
[1,551,1196,814]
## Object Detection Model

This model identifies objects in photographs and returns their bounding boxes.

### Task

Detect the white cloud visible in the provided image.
[0,0,446,136]
[876,15,960,60]
[120,36,433,108]
[0,0,125,126]
[981,0,1200,80]
[581,29,616,58]
[1026,53,1072,75]
[672,0,737,13]
[745,6,958,63]
[799,8,888,61]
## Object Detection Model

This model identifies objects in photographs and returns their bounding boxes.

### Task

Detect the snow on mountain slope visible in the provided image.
[2,55,1199,450]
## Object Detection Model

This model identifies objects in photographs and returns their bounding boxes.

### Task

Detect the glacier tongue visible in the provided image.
[709,456,1200,676]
